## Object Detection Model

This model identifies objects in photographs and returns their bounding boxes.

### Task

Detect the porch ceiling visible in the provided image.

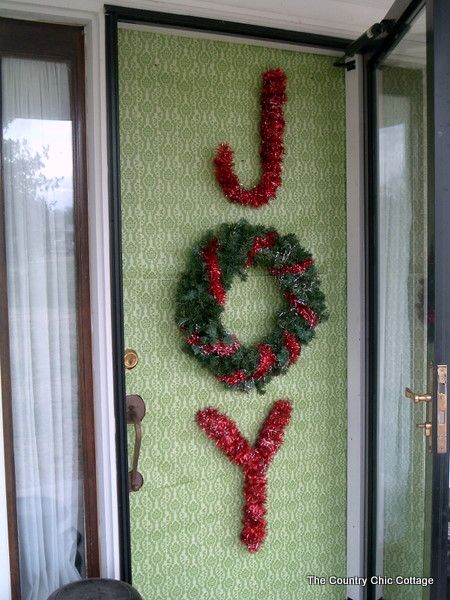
[129,0,393,40]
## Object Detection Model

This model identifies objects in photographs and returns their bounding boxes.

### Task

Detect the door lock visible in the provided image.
[407,365,448,451]
[436,365,447,453]
[124,348,139,370]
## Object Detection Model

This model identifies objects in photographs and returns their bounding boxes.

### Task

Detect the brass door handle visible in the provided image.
[416,422,432,437]
[404,387,432,403]
[126,394,146,492]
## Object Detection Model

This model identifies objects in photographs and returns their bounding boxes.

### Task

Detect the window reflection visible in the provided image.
[1,57,85,599]
[3,118,75,255]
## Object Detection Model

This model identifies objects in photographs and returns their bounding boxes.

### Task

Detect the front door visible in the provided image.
[365,0,450,598]
[114,17,349,600]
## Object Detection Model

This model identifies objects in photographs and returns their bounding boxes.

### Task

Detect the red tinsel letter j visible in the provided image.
[213,69,287,208]
[196,399,292,552]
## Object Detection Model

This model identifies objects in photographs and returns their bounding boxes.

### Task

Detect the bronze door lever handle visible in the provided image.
[126,394,146,492]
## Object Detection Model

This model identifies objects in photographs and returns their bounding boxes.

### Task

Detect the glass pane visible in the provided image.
[375,7,430,600]
[1,58,85,599]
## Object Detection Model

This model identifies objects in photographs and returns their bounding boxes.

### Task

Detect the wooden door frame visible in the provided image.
[0,17,100,596]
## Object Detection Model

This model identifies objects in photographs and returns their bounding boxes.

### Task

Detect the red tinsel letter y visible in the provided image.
[196,399,292,552]
[213,69,287,208]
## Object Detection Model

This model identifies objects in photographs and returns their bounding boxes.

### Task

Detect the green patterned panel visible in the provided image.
[119,27,347,600]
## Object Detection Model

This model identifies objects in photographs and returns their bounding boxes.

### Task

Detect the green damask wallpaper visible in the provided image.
[119,27,347,600]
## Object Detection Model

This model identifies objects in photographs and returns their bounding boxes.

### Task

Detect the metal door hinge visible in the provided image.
[334,19,395,70]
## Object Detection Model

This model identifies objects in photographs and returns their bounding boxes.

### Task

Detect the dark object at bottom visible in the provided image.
[47,578,143,599]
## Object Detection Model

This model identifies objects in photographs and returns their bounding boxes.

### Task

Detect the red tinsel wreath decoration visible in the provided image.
[175,221,327,394]
[213,68,287,208]
[197,399,293,552]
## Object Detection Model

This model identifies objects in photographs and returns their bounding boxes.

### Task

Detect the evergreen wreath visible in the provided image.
[176,221,327,393]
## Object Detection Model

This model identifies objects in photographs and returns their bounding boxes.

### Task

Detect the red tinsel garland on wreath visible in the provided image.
[201,237,226,305]
[213,69,287,208]
[196,399,293,552]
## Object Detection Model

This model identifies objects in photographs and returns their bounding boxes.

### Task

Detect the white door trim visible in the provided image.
[0,0,121,587]
[345,54,366,600]
[0,374,11,600]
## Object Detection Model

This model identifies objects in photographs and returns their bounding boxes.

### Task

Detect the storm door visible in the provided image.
[360,0,450,597]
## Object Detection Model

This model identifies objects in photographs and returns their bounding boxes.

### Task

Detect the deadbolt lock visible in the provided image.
[124,348,139,370]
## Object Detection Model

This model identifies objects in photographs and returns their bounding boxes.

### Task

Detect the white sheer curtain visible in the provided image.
[377,96,412,552]
[2,58,84,599]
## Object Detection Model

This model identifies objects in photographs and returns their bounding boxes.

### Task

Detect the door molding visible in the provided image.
[345,54,366,600]
[0,2,122,594]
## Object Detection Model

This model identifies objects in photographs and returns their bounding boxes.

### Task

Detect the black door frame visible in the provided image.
[362,0,450,598]
[104,5,350,583]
